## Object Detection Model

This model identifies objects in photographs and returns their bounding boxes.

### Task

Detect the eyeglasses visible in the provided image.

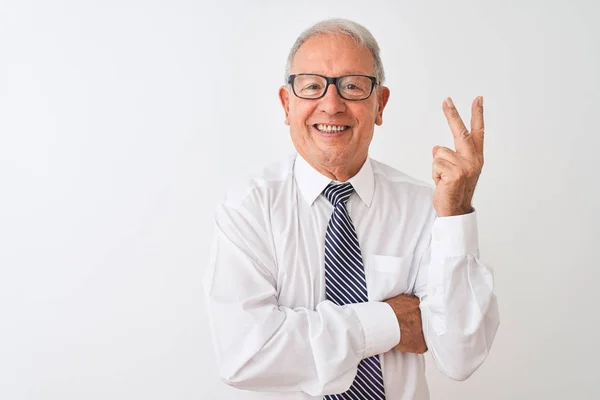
[287,74,379,101]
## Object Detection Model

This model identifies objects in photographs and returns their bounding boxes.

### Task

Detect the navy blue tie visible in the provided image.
[322,182,386,400]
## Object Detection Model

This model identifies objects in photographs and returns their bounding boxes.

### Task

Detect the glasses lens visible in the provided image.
[338,76,373,100]
[293,75,327,99]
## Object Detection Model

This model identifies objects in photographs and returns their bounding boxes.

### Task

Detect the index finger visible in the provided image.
[442,97,476,156]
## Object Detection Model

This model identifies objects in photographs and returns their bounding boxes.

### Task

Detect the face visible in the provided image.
[279,33,390,176]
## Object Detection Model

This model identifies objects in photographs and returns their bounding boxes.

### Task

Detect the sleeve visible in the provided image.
[202,200,400,396]
[413,209,500,381]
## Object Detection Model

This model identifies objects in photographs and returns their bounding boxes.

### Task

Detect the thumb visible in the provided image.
[432,145,441,157]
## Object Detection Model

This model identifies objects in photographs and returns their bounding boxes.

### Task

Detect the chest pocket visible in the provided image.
[363,253,415,301]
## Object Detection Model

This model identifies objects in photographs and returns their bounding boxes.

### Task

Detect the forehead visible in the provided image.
[291,33,375,77]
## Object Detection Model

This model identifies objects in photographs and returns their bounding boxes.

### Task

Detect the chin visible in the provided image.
[314,147,354,167]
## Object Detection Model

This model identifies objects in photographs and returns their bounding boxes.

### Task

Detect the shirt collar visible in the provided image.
[293,153,375,207]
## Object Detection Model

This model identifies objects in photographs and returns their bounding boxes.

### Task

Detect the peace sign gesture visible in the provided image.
[432,96,485,217]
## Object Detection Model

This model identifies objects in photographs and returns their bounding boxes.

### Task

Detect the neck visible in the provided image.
[303,153,367,182]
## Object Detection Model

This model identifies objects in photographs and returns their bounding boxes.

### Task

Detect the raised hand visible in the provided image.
[432,96,485,217]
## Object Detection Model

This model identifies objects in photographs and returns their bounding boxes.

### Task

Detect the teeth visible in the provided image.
[316,124,348,133]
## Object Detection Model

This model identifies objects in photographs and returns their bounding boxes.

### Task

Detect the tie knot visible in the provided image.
[323,182,354,206]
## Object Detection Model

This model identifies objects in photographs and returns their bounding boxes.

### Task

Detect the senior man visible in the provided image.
[203,18,499,400]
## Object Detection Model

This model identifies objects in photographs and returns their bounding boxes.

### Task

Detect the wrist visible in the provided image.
[438,204,473,217]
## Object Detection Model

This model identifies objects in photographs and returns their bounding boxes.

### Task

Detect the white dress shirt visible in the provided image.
[203,153,499,400]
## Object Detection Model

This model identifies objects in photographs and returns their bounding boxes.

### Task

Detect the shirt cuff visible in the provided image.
[350,301,400,358]
[432,208,479,257]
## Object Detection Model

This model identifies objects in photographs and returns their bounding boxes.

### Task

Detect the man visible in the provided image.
[203,18,499,400]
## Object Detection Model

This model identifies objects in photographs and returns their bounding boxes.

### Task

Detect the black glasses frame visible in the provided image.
[287,73,379,101]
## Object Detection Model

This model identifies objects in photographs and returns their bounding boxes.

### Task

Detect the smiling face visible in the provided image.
[279,33,390,180]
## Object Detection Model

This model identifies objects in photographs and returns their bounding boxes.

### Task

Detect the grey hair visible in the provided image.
[284,18,385,85]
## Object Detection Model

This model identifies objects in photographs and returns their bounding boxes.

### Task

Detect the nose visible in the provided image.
[317,83,346,115]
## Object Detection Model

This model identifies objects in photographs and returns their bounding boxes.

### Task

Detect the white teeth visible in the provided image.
[316,124,348,133]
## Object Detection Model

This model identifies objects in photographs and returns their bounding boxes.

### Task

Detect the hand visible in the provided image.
[432,96,485,217]
[385,294,427,354]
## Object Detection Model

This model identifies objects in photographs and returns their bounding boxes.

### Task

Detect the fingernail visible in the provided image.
[445,97,455,108]
[479,96,484,106]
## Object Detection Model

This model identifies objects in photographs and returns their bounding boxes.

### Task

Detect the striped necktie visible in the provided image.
[322,182,386,400]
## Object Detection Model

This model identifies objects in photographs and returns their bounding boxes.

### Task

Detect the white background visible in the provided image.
[1,0,599,399]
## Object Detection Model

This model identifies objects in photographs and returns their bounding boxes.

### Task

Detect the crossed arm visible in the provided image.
[203,201,499,396]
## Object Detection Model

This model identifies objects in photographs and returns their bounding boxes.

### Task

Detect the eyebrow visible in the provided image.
[291,71,375,77]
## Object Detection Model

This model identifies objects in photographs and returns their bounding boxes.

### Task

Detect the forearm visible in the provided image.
[421,254,499,380]
[204,205,400,395]
[205,294,399,395]
[416,210,500,380]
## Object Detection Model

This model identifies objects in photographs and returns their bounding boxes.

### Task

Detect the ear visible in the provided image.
[375,86,390,126]
[278,86,291,126]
